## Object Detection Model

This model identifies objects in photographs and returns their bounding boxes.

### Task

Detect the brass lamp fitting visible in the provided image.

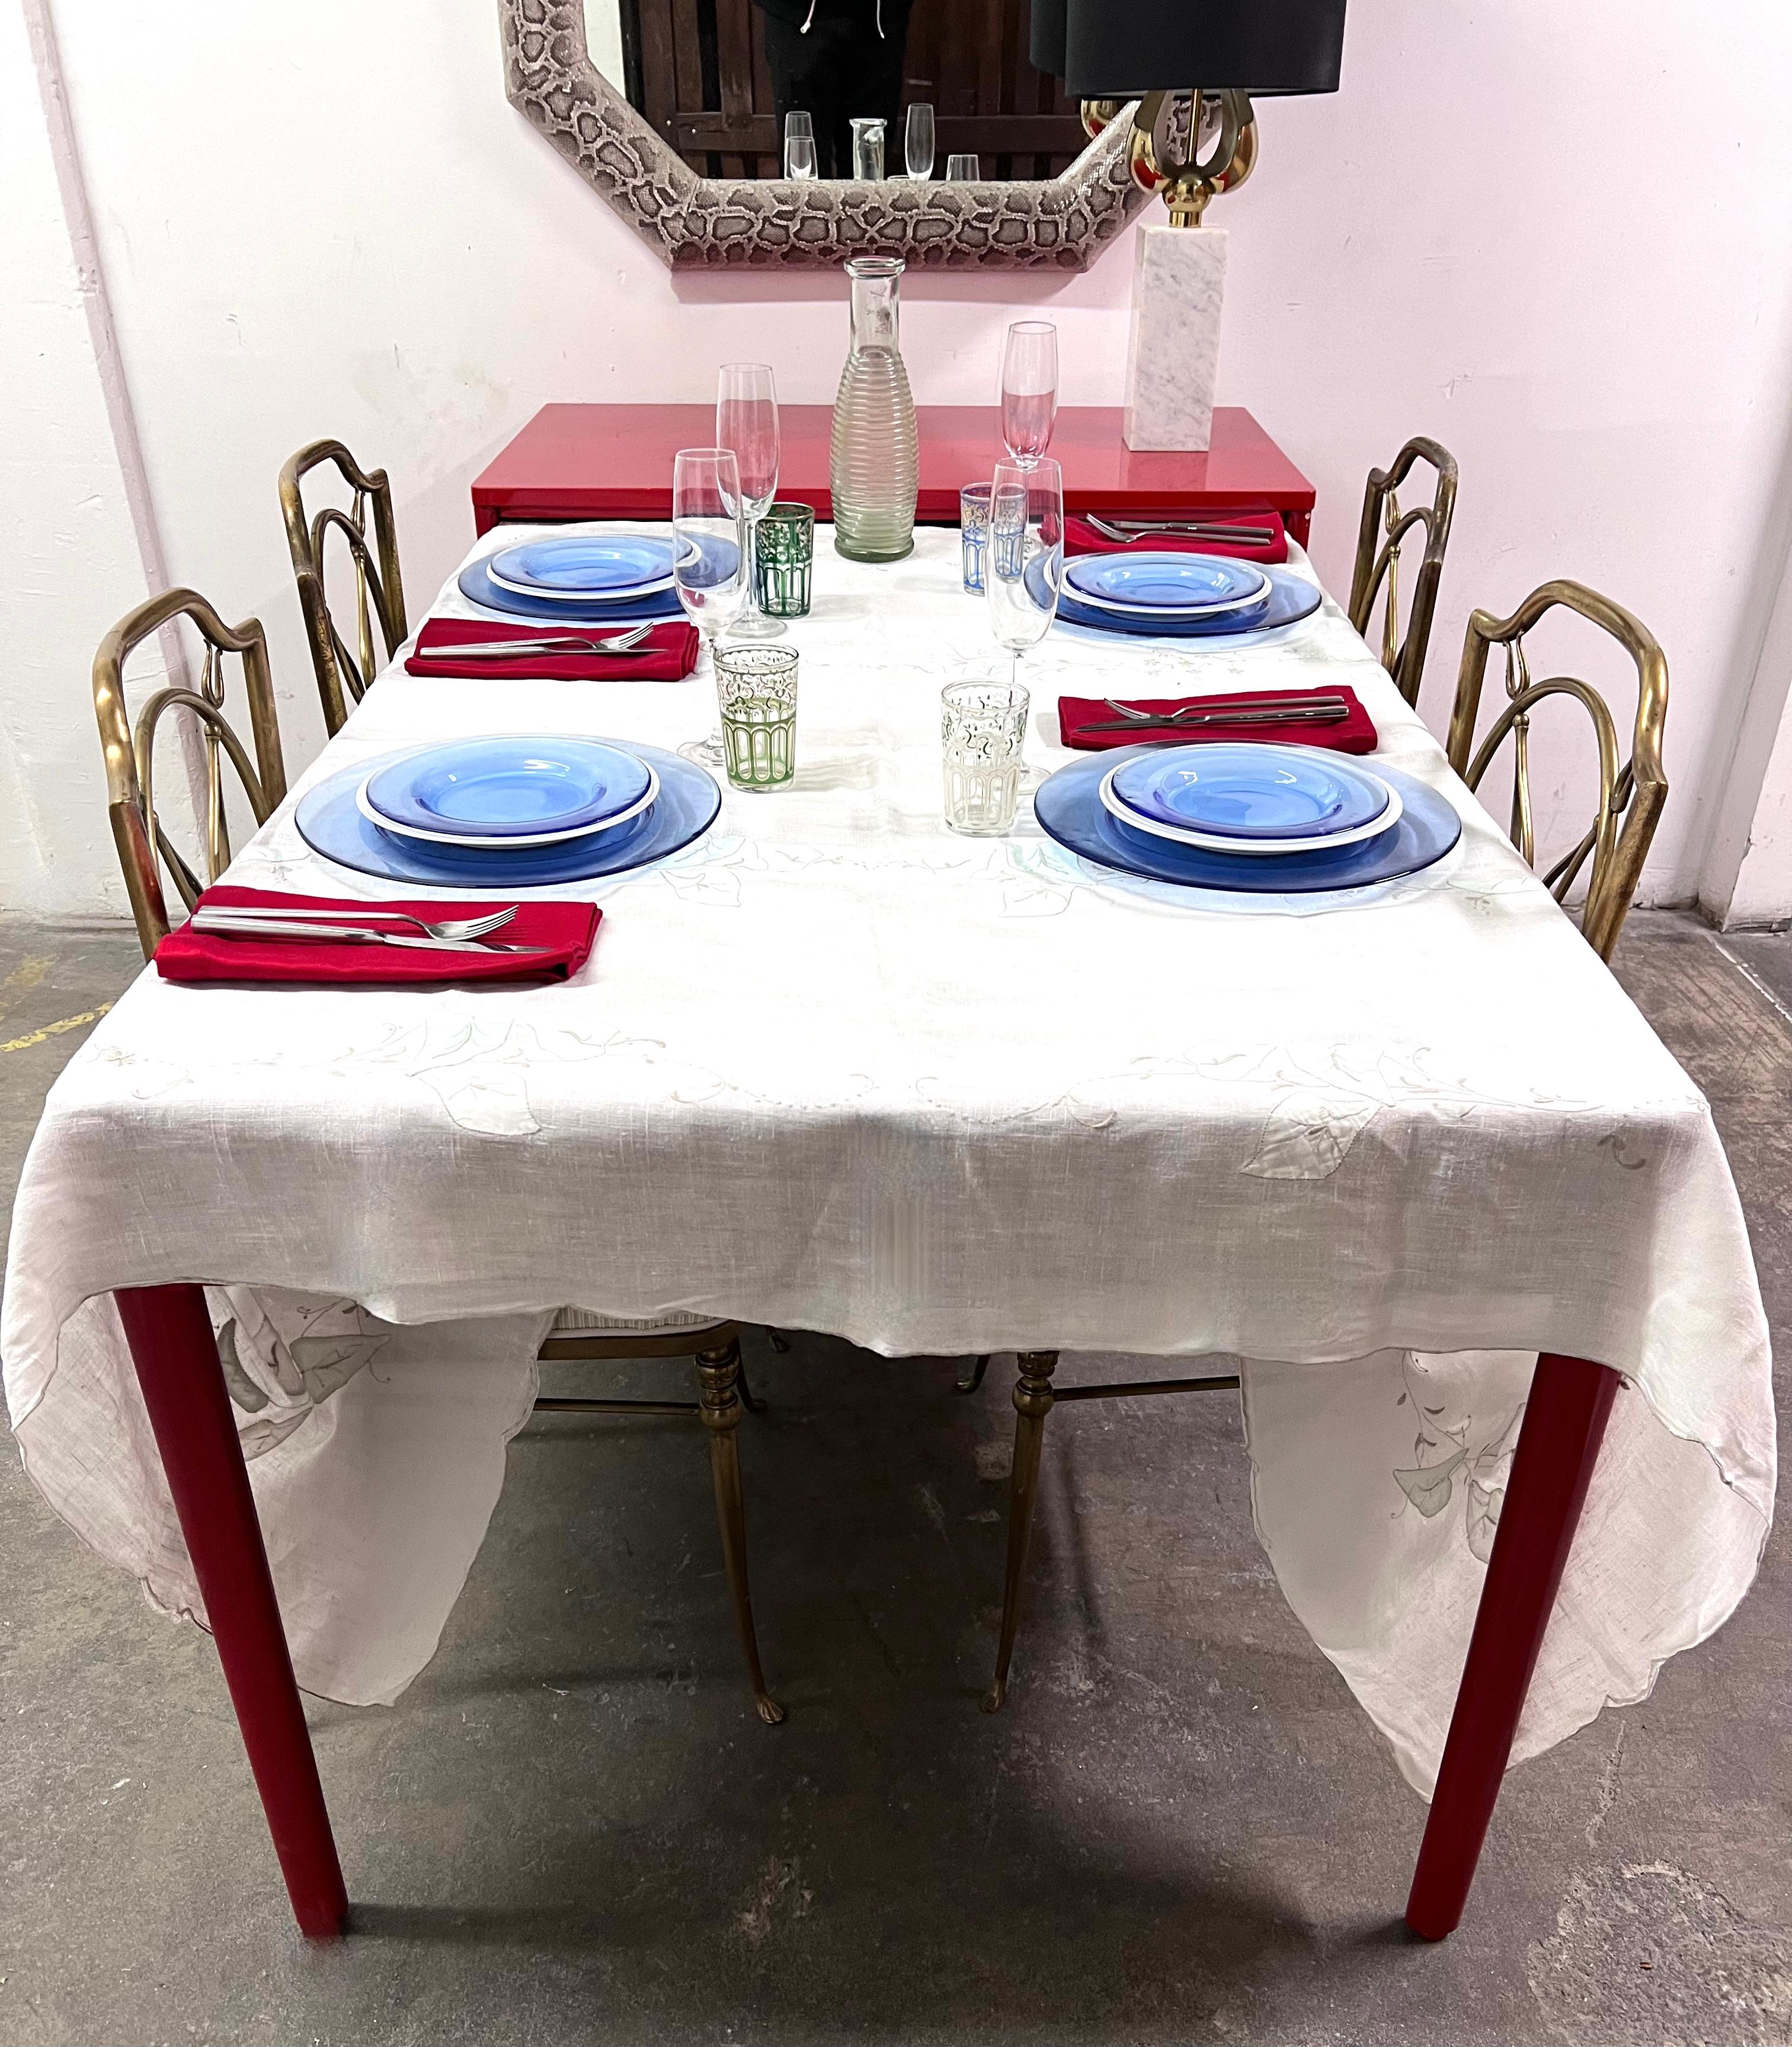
[1109,88,1257,227]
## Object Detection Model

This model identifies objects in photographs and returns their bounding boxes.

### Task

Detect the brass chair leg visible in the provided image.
[696,1338,786,1726]
[981,1350,1058,1713]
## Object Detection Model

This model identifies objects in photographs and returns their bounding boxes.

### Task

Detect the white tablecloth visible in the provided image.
[2,526,1773,1795]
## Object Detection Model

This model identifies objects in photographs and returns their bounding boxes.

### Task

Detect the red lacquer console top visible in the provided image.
[472,404,1315,544]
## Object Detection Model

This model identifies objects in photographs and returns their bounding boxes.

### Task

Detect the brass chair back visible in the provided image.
[1348,436,1459,708]
[1446,579,1668,963]
[94,589,287,960]
[279,438,408,736]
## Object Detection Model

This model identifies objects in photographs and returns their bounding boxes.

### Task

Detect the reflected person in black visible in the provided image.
[755,0,915,179]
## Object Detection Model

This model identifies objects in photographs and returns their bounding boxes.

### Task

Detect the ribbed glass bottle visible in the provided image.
[830,257,919,562]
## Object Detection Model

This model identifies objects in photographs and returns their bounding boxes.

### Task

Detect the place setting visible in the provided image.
[407,527,707,680]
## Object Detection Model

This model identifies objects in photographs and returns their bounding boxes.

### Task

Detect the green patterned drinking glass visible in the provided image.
[714,645,798,790]
[756,501,815,618]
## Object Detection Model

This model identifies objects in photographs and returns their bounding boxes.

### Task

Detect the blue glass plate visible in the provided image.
[1109,743,1390,841]
[296,742,721,889]
[1029,558,1319,639]
[1033,750,1461,895]
[364,736,655,842]
[457,530,737,626]
[1063,552,1269,616]
[489,533,674,598]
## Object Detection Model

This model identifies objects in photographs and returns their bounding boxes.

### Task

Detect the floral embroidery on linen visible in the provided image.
[213,1289,391,1457]
[1177,1040,1588,1183]
[1390,1354,1524,1564]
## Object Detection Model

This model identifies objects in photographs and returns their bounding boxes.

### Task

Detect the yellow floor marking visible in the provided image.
[1,1003,113,1055]
[0,957,53,1023]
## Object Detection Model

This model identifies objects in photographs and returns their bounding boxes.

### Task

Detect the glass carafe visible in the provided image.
[830,257,919,563]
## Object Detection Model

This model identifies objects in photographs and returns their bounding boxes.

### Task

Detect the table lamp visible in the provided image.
[1032,1,1346,451]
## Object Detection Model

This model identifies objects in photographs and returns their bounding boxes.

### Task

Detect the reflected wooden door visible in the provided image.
[623,0,1087,178]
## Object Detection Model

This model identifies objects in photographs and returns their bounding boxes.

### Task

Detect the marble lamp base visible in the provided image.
[1122,225,1227,453]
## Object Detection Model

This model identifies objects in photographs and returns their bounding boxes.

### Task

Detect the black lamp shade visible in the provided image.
[1032,0,1346,99]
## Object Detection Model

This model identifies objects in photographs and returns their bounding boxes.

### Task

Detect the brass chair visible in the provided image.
[279,440,409,736]
[94,589,784,1724]
[975,578,1668,1714]
[1445,578,1668,964]
[1347,437,1459,708]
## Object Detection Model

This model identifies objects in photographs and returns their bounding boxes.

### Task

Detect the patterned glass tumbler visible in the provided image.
[715,645,798,791]
[942,679,1029,835]
[959,482,991,593]
[756,501,815,617]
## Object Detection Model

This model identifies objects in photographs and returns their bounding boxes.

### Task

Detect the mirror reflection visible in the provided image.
[590,0,1087,181]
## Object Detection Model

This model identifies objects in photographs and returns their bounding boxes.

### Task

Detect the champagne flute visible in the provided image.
[783,111,817,180]
[985,456,1062,695]
[1000,320,1058,470]
[905,101,936,180]
[716,363,783,640]
[673,447,747,767]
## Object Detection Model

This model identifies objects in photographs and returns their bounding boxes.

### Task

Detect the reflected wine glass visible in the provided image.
[716,362,783,641]
[1000,320,1058,470]
[672,446,747,767]
[905,102,936,180]
[784,111,817,180]
[985,456,1063,696]
[945,152,980,181]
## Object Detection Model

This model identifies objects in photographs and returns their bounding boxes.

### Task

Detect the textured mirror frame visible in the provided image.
[500,1,1150,271]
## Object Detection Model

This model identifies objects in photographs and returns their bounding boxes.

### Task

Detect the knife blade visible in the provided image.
[1081,709,1350,731]
[192,914,550,955]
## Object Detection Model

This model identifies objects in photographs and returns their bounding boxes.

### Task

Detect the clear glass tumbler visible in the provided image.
[851,117,885,180]
[946,152,980,181]
[715,645,798,791]
[959,482,991,593]
[942,678,1029,836]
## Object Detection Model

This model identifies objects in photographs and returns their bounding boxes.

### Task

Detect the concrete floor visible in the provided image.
[0,910,1788,2047]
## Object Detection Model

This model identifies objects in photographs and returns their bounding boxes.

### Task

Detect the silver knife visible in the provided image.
[193,914,550,955]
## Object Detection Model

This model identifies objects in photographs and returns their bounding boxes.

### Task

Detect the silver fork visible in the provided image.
[414,624,657,660]
[1084,514,1277,545]
[199,904,519,943]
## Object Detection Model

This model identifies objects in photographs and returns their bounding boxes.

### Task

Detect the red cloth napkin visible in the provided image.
[155,887,601,986]
[405,616,700,681]
[1065,508,1288,565]
[1058,686,1378,754]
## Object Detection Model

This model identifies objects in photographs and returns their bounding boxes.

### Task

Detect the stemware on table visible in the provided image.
[1000,320,1058,470]
[715,645,799,792]
[716,362,783,640]
[755,501,815,618]
[904,101,936,180]
[959,482,991,592]
[942,675,1029,836]
[672,446,747,768]
[783,111,817,180]
[985,456,1063,693]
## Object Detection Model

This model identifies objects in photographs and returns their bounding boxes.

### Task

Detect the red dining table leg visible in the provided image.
[1404,1351,1621,1940]
[114,1283,349,1940]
